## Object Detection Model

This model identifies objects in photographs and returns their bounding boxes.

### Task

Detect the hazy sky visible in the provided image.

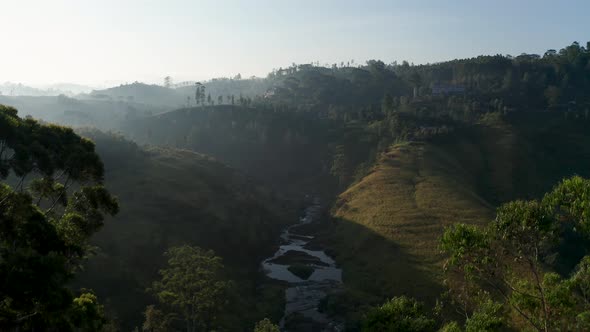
[2,0,588,86]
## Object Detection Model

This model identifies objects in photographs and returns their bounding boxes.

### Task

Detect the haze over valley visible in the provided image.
[2,1,590,331]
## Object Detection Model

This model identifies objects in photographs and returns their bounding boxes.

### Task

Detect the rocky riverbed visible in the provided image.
[261,199,344,331]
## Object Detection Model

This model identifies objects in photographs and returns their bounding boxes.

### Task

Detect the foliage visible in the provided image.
[464,298,504,332]
[441,176,590,331]
[4,41,590,331]
[438,321,462,332]
[0,105,118,330]
[149,245,232,332]
[72,129,289,330]
[68,41,590,126]
[68,291,108,332]
[361,296,436,331]
[253,318,280,332]
[543,176,590,234]
[142,305,173,332]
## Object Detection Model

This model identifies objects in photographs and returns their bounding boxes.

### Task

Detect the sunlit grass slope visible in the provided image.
[330,141,493,303]
[325,114,590,315]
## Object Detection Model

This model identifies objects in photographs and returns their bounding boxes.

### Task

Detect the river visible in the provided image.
[261,198,344,331]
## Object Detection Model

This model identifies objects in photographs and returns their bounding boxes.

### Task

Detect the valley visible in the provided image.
[261,199,343,331]
[2,38,590,331]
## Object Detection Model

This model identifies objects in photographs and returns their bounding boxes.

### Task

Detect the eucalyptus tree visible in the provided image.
[149,245,231,332]
[441,176,590,331]
[0,105,118,330]
[194,82,207,106]
[253,318,280,332]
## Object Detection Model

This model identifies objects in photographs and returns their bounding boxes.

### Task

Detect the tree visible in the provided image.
[544,85,561,106]
[330,145,350,189]
[544,49,558,58]
[68,291,108,332]
[194,83,202,105]
[200,86,206,105]
[381,93,394,116]
[463,298,505,332]
[253,318,280,332]
[408,72,422,97]
[439,321,462,332]
[361,296,436,331]
[441,176,590,332]
[439,298,505,331]
[164,76,172,88]
[0,105,118,330]
[149,245,231,332]
[142,305,172,332]
[501,70,515,90]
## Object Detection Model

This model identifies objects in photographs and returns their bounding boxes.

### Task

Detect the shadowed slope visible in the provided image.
[74,130,291,330]
[330,142,493,302]
[323,114,590,324]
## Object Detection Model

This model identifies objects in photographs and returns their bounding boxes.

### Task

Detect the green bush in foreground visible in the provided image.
[253,318,280,332]
[441,176,590,331]
[361,296,435,332]
[362,177,590,331]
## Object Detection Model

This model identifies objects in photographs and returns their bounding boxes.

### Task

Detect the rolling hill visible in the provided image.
[73,129,293,330]
[319,112,590,323]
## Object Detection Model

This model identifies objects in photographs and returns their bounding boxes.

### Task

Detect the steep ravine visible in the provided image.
[261,198,344,331]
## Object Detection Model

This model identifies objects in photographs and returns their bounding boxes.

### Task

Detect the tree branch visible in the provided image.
[45,174,71,215]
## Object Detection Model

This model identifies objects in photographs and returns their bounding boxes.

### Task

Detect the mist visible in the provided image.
[2,1,590,331]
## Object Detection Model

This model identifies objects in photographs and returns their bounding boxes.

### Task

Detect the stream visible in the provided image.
[261,198,344,331]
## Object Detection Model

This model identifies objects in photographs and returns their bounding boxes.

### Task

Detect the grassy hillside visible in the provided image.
[74,130,292,330]
[321,113,590,323]
[327,142,493,309]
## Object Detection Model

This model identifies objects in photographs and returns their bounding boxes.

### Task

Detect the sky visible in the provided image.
[1,0,589,87]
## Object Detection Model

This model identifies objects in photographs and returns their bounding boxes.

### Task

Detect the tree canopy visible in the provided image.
[361,296,435,332]
[149,245,231,332]
[0,105,118,330]
[441,176,590,331]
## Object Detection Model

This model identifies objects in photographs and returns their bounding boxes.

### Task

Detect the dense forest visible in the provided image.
[2,41,590,331]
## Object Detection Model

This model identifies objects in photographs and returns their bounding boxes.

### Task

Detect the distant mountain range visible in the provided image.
[0,82,96,96]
